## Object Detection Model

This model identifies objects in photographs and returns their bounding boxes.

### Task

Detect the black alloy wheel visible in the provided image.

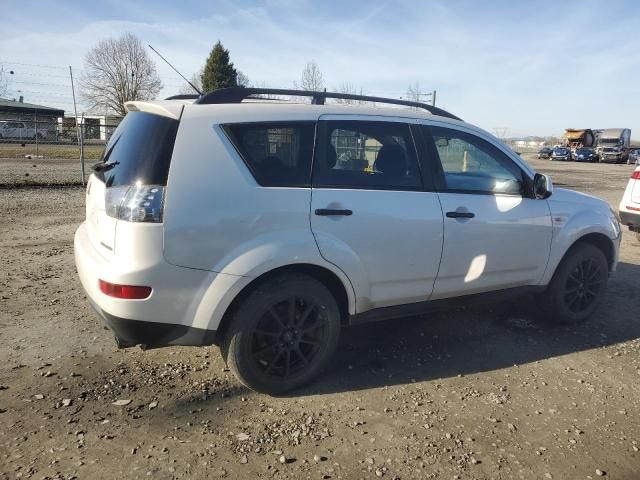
[223,274,341,394]
[250,296,330,378]
[539,243,609,324]
[562,257,604,313]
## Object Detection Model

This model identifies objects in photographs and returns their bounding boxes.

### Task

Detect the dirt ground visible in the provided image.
[1,155,639,480]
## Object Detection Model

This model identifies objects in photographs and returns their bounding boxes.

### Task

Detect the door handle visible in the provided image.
[315,208,353,216]
[446,211,475,219]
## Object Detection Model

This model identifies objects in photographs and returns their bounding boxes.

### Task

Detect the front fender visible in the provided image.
[541,202,620,285]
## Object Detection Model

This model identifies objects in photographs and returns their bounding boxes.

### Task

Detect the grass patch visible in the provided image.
[0,144,103,160]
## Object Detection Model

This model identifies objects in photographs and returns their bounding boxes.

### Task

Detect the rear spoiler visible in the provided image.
[124,101,185,120]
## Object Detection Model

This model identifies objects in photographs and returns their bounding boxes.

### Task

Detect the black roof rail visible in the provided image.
[194,87,462,121]
[165,94,200,100]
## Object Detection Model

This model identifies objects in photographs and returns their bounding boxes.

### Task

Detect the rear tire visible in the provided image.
[538,243,608,324]
[223,274,341,394]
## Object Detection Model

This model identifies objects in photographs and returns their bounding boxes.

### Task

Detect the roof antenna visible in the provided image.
[147,44,203,96]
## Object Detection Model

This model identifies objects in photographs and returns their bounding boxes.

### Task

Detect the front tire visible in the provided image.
[539,243,608,324]
[223,274,341,394]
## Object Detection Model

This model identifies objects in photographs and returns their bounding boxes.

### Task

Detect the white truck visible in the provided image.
[0,120,48,140]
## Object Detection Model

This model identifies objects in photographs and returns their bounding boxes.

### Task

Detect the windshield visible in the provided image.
[576,148,592,154]
[554,148,569,154]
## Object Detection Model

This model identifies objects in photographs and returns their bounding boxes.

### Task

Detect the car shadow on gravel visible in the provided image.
[290,261,640,397]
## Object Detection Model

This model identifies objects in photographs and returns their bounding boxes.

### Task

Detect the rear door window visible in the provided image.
[96,111,180,187]
[223,122,315,187]
[313,120,422,190]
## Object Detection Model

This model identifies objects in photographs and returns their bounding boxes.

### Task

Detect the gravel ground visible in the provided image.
[1,156,639,480]
[0,158,87,187]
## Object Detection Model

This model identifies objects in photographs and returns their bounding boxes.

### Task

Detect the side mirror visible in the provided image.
[533,173,553,199]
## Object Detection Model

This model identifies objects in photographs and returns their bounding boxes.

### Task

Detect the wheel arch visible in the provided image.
[567,232,616,271]
[215,263,352,344]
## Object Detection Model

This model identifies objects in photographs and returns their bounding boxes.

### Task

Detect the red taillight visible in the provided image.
[99,280,152,299]
[627,205,640,212]
[631,170,640,180]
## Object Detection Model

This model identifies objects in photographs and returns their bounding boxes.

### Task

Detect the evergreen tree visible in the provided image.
[201,41,238,91]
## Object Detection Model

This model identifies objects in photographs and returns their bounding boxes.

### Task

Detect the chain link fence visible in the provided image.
[0,116,122,187]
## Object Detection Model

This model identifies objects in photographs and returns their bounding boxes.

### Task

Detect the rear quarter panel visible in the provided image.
[162,106,357,318]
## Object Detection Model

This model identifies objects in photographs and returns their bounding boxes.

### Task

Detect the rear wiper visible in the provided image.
[92,161,119,172]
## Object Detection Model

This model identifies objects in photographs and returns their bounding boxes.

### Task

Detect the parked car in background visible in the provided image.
[551,147,572,161]
[628,148,640,166]
[74,87,621,393]
[619,166,640,241]
[574,147,599,163]
[538,147,553,159]
[0,120,47,140]
[600,146,629,164]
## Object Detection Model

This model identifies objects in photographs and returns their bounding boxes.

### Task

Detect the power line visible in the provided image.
[1,61,71,70]
[11,80,71,88]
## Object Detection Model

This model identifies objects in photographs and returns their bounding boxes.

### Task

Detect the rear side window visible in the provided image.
[314,120,422,190]
[223,122,315,187]
[96,111,179,187]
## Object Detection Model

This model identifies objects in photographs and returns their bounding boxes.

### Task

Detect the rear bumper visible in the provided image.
[600,156,623,163]
[86,296,217,348]
[619,209,640,231]
[74,222,221,347]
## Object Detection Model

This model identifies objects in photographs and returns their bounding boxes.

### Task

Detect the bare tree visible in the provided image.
[294,60,324,91]
[178,67,204,95]
[406,82,424,103]
[334,82,367,104]
[492,127,510,141]
[237,71,250,87]
[250,80,280,99]
[80,33,163,116]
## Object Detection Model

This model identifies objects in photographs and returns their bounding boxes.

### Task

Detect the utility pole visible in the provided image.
[69,66,85,186]
[34,109,38,156]
[432,90,437,106]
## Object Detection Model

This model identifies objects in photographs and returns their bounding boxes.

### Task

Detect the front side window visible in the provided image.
[429,126,524,195]
[223,122,315,187]
[314,120,422,190]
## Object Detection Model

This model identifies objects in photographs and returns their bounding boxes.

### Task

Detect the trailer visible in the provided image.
[565,129,595,151]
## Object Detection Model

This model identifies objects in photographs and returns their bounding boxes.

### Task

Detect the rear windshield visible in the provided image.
[96,111,179,187]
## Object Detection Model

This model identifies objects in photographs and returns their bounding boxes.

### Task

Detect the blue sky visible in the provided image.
[1,0,639,137]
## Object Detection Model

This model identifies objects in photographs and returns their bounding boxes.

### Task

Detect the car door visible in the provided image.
[310,116,444,312]
[420,124,553,300]
[15,122,25,139]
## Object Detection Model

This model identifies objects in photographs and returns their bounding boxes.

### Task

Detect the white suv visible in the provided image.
[619,165,640,241]
[75,88,621,394]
